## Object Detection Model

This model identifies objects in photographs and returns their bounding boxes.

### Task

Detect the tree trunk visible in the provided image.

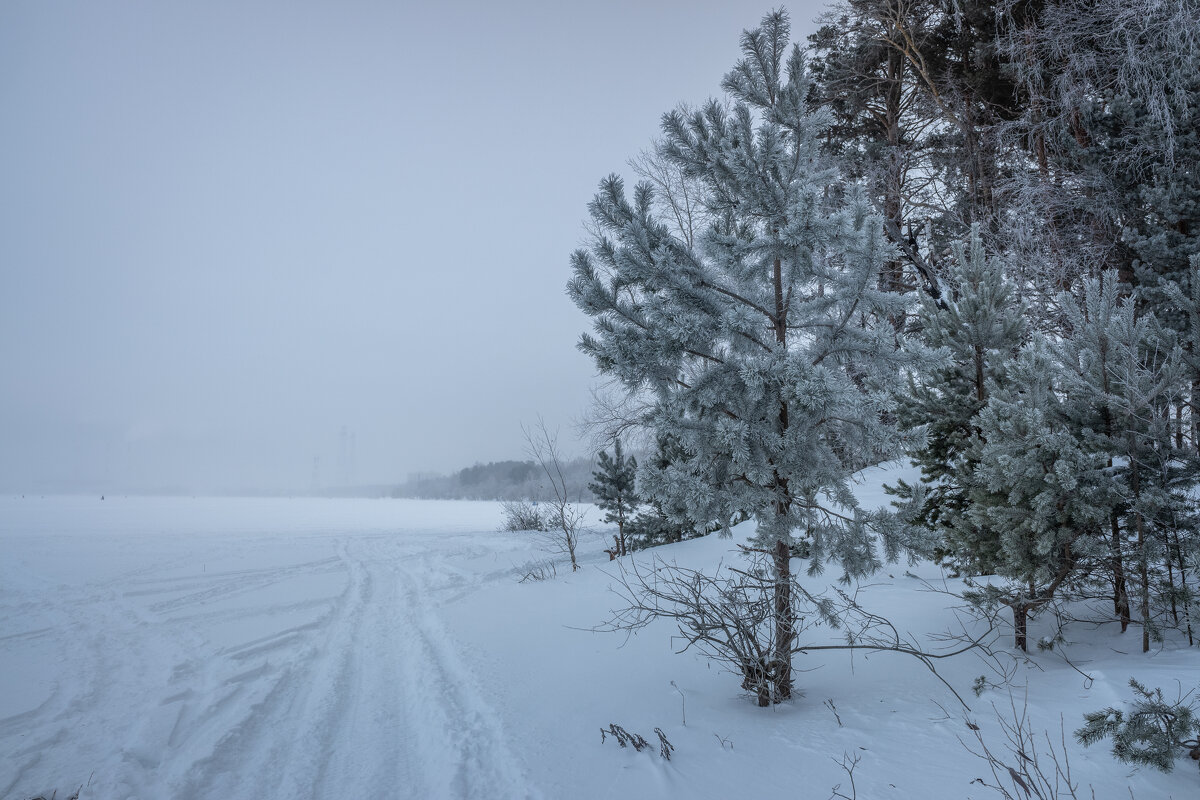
[768,252,793,703]
[1111,512,1131,632]
[1170,525,1195,646]
[974,344,986,403]
[1013,602,1029,652]
[754,665,771,708]
[1132,460,1150,652]
[1100,364,1130,631]
[1139,513,1150,653]
[1163,526,1178,626]
[773,538,794,702]
[881,42,906,329]
[617,506,627,557]
[1194,379,1199,456]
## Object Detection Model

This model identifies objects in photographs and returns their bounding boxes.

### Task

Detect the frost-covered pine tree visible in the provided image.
[588,440,638,557]
[1056,274,1192,651]
[966,338,1109,651]
[967,273,1195,651]
[1077,678,1200,773]
[624,432,702,550]
[568,10,918,703]
[889,228,1027,575]
[1162,256,1200,645]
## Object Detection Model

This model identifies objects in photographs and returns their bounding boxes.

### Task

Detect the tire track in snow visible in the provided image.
[100,546,350,797]
[128,556,344,615]
[302,541,535,798]
[1,567,187,798]
[167,538,535,799]
[384,554,535,799]
[167,541,373,799]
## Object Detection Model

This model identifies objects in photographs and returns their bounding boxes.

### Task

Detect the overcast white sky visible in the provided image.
[0,1,826,494]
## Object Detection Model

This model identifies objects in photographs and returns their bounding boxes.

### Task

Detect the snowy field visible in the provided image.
[1,475,1196,799]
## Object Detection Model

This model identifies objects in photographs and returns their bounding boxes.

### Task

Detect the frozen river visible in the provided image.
[1,496,538,799]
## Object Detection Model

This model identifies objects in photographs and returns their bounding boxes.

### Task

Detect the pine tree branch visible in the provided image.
[696,279,780,324]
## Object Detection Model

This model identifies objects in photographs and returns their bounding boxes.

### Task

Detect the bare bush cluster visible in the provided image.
[500,500,547,532]
[963,692,1086,800]
[598,548,997,707]
[524,419,585,571]
[515,559,558,584]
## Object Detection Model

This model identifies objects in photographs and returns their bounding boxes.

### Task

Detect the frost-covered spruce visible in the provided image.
[568,10,923,702]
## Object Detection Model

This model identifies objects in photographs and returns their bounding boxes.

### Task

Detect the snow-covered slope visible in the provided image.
[0,480,1195,799]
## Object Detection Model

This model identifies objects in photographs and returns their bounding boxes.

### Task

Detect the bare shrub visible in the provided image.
[599,549,998,707]
[500,500,547,532]
[962,691,1089,800]
[515,559,557,583]
[828,751,861,800]
[524,418,585,571]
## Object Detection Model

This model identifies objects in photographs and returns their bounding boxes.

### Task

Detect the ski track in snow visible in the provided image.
[0,520,536,800]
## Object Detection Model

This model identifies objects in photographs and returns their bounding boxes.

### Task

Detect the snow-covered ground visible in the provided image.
[1,474,1196,799]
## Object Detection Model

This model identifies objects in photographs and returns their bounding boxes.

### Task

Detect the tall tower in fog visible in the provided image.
[334,426,357,488]
[338,426,348,486]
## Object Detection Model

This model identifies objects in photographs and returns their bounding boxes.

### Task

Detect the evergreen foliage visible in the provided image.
[889,227,1028,575]
[806,0,943,298]
[808,1,1031,279]
[964,335,1108,650]
[568,9,926,703]
[957,272,1199,650]
[573,1,1200,658]
[1055,273,1192,650]
[1077,679,1200,773]
[589,440,638,557]
[1117,76,1200,317]
[1161,257,1200,646]
[625,433,703,551]
[569,9,918,572]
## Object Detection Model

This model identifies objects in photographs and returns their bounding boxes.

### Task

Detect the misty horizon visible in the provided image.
[1,1,826,495]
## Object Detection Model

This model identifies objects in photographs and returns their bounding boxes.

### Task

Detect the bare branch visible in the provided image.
[596,550,1003,709]
[523,418,586,572]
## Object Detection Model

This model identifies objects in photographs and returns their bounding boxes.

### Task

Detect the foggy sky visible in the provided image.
[0,1,825,494]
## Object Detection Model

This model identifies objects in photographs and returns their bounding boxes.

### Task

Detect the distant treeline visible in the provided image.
[391,457,597,501]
